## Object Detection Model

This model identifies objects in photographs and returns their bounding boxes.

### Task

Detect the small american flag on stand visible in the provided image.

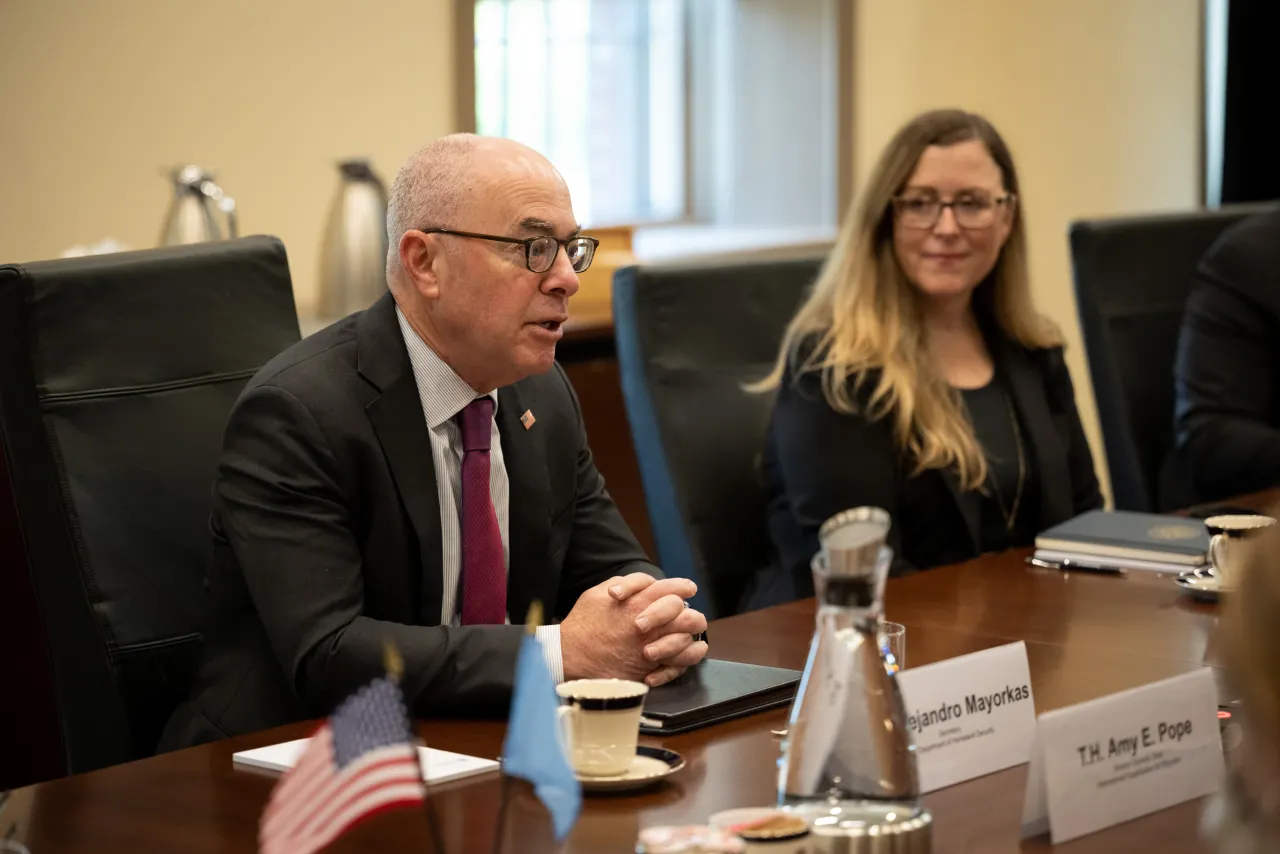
[259,676,427,854]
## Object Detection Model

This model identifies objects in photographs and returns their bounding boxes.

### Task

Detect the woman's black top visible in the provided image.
[960,376,1038,553]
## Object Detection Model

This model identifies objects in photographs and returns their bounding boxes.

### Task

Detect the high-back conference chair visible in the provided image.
[613,254,823,618]
[1069,203,1277,512]
[0,430,64,792]
[0,236,300,782]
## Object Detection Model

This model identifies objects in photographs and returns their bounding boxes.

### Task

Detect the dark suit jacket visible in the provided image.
[755,336,1102,606]
[1162,209,1280,509]
[160,293,654,749]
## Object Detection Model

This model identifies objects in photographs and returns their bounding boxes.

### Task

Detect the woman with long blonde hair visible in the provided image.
[750,109,1102,606]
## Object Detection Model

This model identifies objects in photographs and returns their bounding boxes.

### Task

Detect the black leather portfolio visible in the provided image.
[639,658,802,735]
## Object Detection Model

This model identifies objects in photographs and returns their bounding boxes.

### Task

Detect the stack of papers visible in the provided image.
[1031,548,1207,574]
[233,738,499,784]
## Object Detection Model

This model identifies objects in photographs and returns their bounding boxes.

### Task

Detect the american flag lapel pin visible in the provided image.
[520,409,536,430]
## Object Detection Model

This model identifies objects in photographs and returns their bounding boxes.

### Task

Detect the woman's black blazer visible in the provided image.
[754,336,1103,607]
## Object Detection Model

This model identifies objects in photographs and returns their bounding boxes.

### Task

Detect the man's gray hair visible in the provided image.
[385,133,481,281]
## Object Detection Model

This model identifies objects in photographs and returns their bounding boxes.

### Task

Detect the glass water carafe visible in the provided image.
[778,507,932,850]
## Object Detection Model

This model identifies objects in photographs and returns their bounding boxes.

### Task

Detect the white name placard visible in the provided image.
[896,641,1037,793]
[1022,667,1223,844]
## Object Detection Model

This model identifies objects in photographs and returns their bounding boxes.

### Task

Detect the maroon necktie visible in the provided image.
[457,397,507,625]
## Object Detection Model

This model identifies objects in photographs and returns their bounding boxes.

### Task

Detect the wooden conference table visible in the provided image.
[12,497,1270,853]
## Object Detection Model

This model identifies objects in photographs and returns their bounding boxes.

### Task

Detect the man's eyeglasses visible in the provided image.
[415,228,599,274]
[890,193,1015,230]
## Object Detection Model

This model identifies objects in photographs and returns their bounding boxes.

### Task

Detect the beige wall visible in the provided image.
[0,0,458,314]
[1,0,1204,499]
[853,0,1203,502]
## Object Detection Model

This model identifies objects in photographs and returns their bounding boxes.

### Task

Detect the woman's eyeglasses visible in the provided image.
[891,193,1015,230]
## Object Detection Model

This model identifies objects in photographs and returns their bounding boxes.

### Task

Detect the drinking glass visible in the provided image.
[879,620,906,671]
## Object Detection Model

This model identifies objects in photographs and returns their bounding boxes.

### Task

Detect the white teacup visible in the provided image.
[555,678,648,777]
[1205,514,1276,588]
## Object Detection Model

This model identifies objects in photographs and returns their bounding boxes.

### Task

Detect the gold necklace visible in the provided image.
[984,389,1026,532]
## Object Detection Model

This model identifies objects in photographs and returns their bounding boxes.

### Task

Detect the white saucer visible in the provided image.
[1175,566,1229,603]
[577,746,685,793]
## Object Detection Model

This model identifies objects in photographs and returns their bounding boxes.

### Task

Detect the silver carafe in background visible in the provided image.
[778,507,932,853]
[316,159,389,318]
[160,165,237,246]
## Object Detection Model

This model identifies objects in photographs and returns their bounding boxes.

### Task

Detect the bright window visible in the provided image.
[474,0,687,226]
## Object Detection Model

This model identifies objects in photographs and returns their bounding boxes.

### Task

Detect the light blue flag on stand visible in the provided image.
[501,630,582,841]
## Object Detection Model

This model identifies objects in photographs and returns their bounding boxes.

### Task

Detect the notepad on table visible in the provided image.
[233,738,499,785]
[1034,509,1209,571]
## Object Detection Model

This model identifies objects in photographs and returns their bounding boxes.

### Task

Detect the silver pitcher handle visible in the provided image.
[198,179,238,239]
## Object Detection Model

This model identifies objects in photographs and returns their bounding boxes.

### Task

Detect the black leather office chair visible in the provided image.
[1069,204,1276,512]
[0,236,300,778]
[613,254,823,618]
[0,431,65,791]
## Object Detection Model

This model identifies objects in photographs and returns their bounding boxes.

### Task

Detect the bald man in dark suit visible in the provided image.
[161,135,707,748]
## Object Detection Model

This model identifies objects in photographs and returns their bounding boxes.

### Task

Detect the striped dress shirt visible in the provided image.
[396,306,564,682]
